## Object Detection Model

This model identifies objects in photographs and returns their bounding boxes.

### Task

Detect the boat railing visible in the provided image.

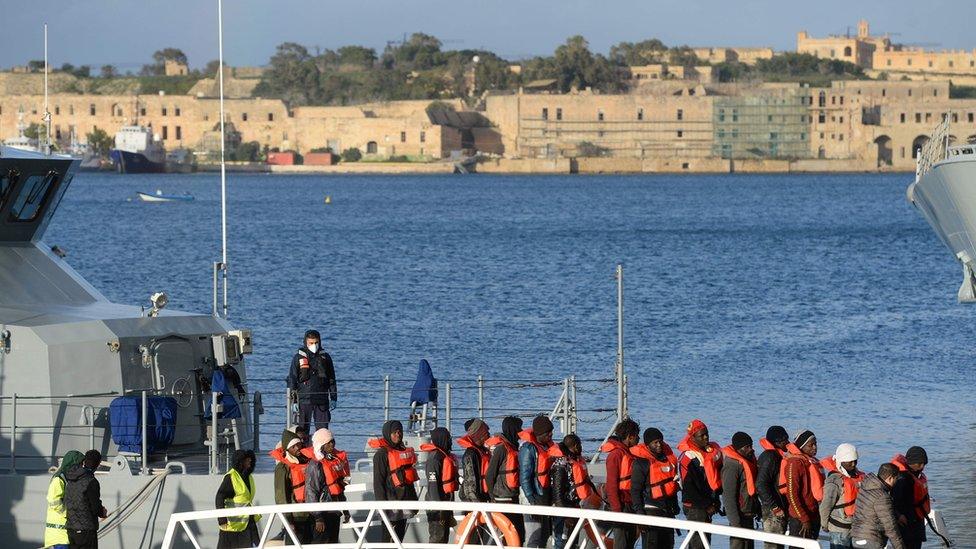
[160,499,821,549]
[915,112,951,182]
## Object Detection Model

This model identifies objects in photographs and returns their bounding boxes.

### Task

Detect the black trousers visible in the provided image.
[612,523,638,549]
[312,514,342,544]
[298,402,330,432]
[787,517,820,540]
[68,529,98,549]
[381,518,408,543]
[729,517,756,549]
[684,507,712,549]
[640,524,675,549]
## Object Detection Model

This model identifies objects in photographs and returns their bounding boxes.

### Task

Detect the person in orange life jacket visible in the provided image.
[458,418,491,503]
[891,446,929,549]
[783,430,823,540]
[519,415,555,548]
[371,420,419,542]
[550,434,593,549]
[677,419,723,549]
[422,427,458,544]
[755,425,790,549]
[630,427,680,549]
[601,418,640,549]
[485,416,524,542]
[722,432,761,549]
[305,428,351,544]
[270,429,315,543]
[288,330,337,433]
[819,443,864,548]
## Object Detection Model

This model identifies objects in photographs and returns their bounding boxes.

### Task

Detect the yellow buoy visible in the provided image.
[324,195,332,204]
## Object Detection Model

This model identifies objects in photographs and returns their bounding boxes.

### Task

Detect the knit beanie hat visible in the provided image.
[532,415,554,436]
[905,446,928,465]
[466,418,488,438]
[793,430,815,449]
[765,425,789,443]
[834,443,858,463]
[643,428,664,445]
[732,431,753,450]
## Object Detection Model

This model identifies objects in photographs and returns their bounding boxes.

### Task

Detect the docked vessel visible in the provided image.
[110,125,166,174]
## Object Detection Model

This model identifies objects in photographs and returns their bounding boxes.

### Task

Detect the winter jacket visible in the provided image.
[603,437,632,513]
[630,455,679,517]
[819,470,854,533]
[305,454,347,521]
[288,347,337,405]
[550,456,579,508]
[679,451,719,511]
[460,446,489,502]
[721,454,760,527]
[783,453,819,523]
[892,471,927,542]
[425,428,455,503]
[485,443,519,502]
[756,447,786,513]
[518,439,551,506]
[372,426,419,504]
[850,474,906,549]
[271,445,313,521]
[63,465,104,531]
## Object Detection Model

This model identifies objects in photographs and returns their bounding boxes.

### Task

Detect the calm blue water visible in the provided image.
[47,172,974,544]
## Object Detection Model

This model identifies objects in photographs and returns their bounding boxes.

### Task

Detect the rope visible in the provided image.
[97,471,170,539]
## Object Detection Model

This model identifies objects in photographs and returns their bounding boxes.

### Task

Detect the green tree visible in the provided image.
[668,46,702,66]
[609,39,668,66]
[253,42,322,105]
[141,47,188,75]
[23,123,43,140]
[86,128,113,156]
[204,60,222,76]
[27,60,45,71]
[341,148,362,162]
[337,46,377,68]
[552,36,622,93]
[383,33,443,70]
[100,64,118,78]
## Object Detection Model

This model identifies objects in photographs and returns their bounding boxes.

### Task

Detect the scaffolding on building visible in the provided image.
[712,90,812,159]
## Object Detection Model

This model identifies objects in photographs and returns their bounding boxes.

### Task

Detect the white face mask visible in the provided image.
[307,343,319,353]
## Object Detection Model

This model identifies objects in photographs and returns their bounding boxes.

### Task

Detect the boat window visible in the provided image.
[10,172,58,222]
[0,170,16,209]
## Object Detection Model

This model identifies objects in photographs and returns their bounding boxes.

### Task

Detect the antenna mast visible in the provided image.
[43,24,51,155]
[216,0,229,318]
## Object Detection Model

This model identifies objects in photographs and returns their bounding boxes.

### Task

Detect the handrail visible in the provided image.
[161,500,820,549]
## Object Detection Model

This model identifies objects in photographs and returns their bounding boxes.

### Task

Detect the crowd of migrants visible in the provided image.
[40,331,934,549]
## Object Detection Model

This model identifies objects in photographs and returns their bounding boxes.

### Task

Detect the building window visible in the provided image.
[907,59,912,66]
[916,113,922,123]
[925,113,932,122]
[900,113,906,123]
[140,107,146,116]
[819,111,826,123]
[882,89,886,97]
[420,131,426,143]
[637,108,644,120]
[175,107,181,117]
[556,108,563,121]
[718,109,725,122]
[887,59,892,66]
[839,134,844,141]
[969,113,975,123]
[952,113,958,123]
[367,141,378,154]
[89,104,96,116]
[54,105,59,115]
[818,91,826,107]
[901,147,905,158]
[597,110,604,121]
[840,96,844,105]
[400,131,406,143]
[830,49,836,57]
[162,126,168,140]
[831,116,836,122]
[908,89,913,97]
[677,130,683,138]
[162,107,167,116]
[268,113,274,121]
[175,126,182,140]
[949,61,954,68]
[933,89,938,97]
[839,116,844,123]
[928,60,933,67]
[732,109,738,122]
[832,96,836,105]
[242,112,247,121]
[677,109,683,121]
[542,108,548,120]
[844,46,852,57]
[55,126,61,140]
[69,105,74,115]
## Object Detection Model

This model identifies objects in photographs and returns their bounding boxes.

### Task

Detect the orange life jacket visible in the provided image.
[677,437,723,492]
[548,444,595,500]
[457,435,491,493]
[820,457,864,518]
[269,446,313,503]
[485,435,519,490]
[600,437,635,491]
[630,442,679,499]
[891,454,930,520]
[778,443,824,501]
[722,445,758,497]
[420,443,459,494]
[518,429,553,488]
[369,438,420,487]
[320,450,349,496]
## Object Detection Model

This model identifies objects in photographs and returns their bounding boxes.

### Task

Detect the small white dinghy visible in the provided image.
[137,189,194,202]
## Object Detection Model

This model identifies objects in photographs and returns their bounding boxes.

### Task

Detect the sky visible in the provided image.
[1,0,974,70]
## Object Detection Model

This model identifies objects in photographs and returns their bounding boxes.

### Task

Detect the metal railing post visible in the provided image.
[445,383,452,434]
[211,391,219,474]
[212,262,219,316]
[570,375,578,434]
[477,375,484,419]
[562,378,570,435]
[383,375,390,422]
[252,391,261,453]
[9,393,16,473]
[616,263,626,423]
[285,388,292,431]
[141,390,148,475]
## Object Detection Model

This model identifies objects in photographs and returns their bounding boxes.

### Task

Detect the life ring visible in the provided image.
[581,485,613,549]
[584,520,614,549]
[454,511,521,547]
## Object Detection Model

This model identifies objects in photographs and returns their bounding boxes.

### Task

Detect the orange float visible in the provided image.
[454,511,521,547]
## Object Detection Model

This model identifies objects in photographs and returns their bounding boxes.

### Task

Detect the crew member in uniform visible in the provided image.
[288,330,337,433]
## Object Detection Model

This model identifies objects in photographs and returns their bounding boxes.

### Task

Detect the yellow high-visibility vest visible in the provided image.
[43,476,68,547]
[219,469,261,532]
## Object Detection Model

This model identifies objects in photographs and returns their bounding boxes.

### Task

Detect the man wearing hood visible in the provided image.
[44,450,84,549]
[458,418,491,504]
[756,426,790,549]
[288,329,337,433]
[63,450,107,549]
[850,463,906,549]
[421,427,458,544]
[549,434,591,549]
[891,446,930,549]
[485,416,524,541]
[215,449,260,549]
[371,420,419,542]
[519,415,555,548]
[270,429,314,543]
[819,443,865,548]
[305,428,350,543]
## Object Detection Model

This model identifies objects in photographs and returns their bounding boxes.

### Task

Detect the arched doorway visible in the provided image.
[874,135,892,166]
[818,146,826,159]
[911,135,929,159]
[843,46,852,57]
[366,141,378,154]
